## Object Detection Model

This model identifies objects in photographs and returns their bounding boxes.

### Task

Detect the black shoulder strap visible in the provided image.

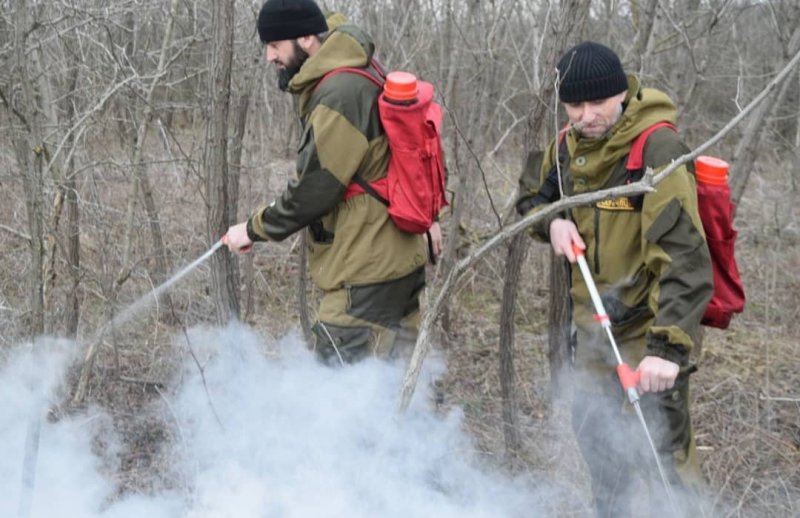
[352,175,388,207]
[537,137,570,202]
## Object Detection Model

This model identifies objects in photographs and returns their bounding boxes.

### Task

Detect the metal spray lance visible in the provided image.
[570,242,679,513]
[19,237,228,518]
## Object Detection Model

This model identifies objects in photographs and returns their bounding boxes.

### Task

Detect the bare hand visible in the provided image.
[222,222,253,254]
[424,222,443,258]
[636,356,680,393]
[549,218,585,263]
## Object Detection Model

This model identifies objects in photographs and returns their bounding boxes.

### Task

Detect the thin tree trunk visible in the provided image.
[498,232,526,461]
[628,0,659,73]
[206,0,239,324]
[730,29,800,208]
[64,171,80,338]
[794,70,800,193]
[117,0,180,317]
[32,35,67,335]
[540,1,589,400]
[548,251,571,396]
[496,1,588,435]
[11,2,46,337]
[63,65,82,339]
[24,150,46,337]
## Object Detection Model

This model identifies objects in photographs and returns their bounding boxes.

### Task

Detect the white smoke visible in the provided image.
[1,324,553,517]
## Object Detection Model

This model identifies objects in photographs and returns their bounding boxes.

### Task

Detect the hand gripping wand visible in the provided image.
[571,243,678,512]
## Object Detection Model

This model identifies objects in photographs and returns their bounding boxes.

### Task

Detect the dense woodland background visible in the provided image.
[1,0,799,516]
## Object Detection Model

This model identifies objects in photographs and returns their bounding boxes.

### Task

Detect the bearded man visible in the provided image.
[225,0,441,364]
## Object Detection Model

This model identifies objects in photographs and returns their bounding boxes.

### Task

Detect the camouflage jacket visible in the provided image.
[248,21,426,292]
[517,75,713,364]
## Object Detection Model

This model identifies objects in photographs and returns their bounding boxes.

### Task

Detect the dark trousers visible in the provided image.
[571,370,702,518]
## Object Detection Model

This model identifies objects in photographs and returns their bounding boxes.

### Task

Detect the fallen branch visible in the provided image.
[759,394,800,403]
[0,224,32,243]
[397,46,800,413]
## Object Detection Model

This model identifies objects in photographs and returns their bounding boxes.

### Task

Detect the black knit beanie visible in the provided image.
[556,41,628,103]
[257,0,327,44]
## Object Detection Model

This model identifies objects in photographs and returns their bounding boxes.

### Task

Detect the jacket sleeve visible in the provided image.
[515,139,563,241]
[248,87,371,242]
[641,161,713,365]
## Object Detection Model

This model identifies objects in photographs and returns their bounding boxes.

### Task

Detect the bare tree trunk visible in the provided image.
[438,0,500,337]
[730,27,800,208]
[628,0,659,73]
[63,65,82,338]
[665,0,702,108]
[496,1,588,432]
[117,0,181,320]
[64,172,80,338]
[206,0,240,324]
[540,1,589,400]
[32,36,67,335]
[139,165,175,322]
[794,70,800,193]
[435,0,462,339]
[438,162,464,337]
[498,232,526,461]
[10,2,46,337]
[548,252,571,395]
[22,150,46,337]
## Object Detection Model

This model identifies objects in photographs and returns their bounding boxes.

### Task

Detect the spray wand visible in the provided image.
[571,243,678,513]
[20,237,228,518]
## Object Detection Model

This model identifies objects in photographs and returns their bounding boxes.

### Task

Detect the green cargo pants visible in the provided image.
[311,267,425,365]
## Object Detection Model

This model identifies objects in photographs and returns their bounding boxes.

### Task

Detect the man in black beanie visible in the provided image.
[255,0,327,91]
[224,1,438,365]
[517,41,712,517]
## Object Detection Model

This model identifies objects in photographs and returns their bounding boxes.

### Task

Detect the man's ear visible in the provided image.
[297,35,320,54]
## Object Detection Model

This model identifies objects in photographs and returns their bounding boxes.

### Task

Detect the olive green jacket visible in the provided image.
[247,21,427,291]
[518,75,713,364]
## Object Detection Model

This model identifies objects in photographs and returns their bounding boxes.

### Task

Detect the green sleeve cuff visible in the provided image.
[645,333,689,366]
[246,214,268,242]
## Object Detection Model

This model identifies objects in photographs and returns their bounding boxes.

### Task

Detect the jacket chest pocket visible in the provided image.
[592,208,643,279]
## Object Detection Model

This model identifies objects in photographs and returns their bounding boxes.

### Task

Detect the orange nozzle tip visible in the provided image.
[384,71,418,102]
[571,243,584,257]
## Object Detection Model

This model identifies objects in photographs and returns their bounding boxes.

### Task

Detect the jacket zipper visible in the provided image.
[594,207,601,275]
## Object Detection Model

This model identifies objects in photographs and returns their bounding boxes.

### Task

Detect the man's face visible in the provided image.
[264,39,309,91]
[563,91,627,139]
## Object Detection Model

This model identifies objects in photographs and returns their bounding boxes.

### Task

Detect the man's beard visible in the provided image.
[277,41,310,92]
[574,103,625,140]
